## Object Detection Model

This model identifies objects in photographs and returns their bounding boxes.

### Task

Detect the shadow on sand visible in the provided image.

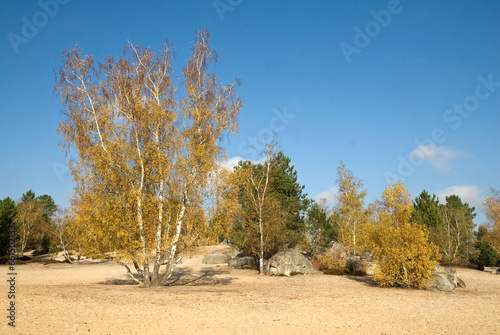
[345,275,378,287]
[99,266,236,287]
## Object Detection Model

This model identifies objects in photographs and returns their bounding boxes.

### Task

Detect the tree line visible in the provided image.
[214,152,500,287]
[2,158,498,286]
[4,28,494,288]
[0,190,64,260]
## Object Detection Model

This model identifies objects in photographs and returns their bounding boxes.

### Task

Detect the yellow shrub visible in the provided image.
[370,221,439,288]
[318,251,347,275]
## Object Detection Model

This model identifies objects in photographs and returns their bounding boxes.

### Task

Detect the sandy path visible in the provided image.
[1,247,499,334]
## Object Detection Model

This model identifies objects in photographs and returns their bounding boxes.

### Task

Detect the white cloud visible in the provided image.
[220,156,265,172]
[409,144,463,172]
[436,185,482,207]
[314,186,338,209]
[220,156,245,172]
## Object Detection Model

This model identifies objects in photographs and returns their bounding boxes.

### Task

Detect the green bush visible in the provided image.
[48,242,59,255]
[40,234,51,253]
[471,241,498,268]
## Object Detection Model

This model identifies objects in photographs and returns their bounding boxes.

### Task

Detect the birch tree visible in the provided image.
[15,191,43,256]
[367,181,439,288]
[483,187,500,253]
[47,208,75,263]
[234,142,281,274]
[206,166,241,243]
[55,29,241,287]
[334,161,369,252]
[435,195,476,265]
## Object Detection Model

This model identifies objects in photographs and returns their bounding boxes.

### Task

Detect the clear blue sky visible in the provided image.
[1,0,498,225]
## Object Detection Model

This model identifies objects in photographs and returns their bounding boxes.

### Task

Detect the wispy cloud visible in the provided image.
[436,185,482,207]
[314,186,339,209]
[409,144,463,172]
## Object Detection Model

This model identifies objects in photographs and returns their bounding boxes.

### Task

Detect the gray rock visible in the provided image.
[424,265,466,291]
[457,277,466,288]
[225,248,240,259]
[265,250,313,276]
[202,252,231,264]
[228,255,255,268]
[328,242,348,257]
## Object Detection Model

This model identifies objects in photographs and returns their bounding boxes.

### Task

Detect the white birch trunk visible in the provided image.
[151,179,165,283]
[136,196,150,286]
[259,213,264,274]
[160,197,186,285]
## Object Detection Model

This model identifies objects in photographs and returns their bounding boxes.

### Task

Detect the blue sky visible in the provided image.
[1,0,498,225]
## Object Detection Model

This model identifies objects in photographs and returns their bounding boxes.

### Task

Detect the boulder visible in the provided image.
[228,255,255,268]
[265,250,313,276]
[329,242,348,257]
[202,252,231,264]
[424,265,466,291]
[225,248,240,259]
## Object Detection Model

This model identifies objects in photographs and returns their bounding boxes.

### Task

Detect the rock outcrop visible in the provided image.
[424,265,466,291]
[228,255,255,269]
[202,252,231,264]
[265,250,313,276]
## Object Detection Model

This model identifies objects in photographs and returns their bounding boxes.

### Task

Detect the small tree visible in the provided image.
[483,187,500,253]
[15,191,44,256]
[412,190,441,228]
[268,152,310,248]
[233,142,280,274]
[0,197,17,257]
[334,161,369,252]
[367,181,439,288]
[47,208,75,263]
[436,195,476,265]
[205,166,240,244]
[470,226,498,268]
[306,201,337,254]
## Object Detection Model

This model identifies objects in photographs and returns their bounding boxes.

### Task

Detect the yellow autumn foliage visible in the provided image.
[367,181,439,288]
[56,30,242,286]
[335,161,369,253]
[484,187,500,253]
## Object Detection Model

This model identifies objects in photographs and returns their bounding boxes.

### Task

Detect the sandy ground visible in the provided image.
[1,246,499,335]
